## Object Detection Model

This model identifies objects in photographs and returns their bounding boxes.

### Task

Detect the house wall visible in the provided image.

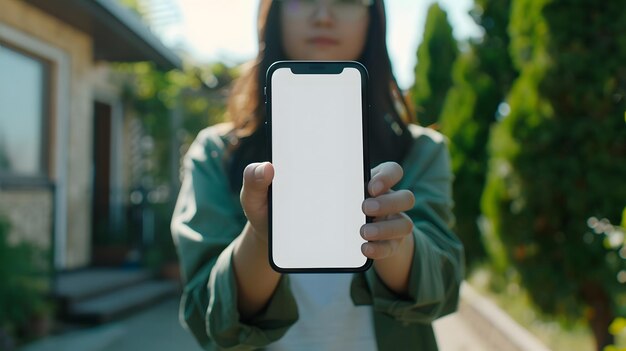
[0,0,94,268]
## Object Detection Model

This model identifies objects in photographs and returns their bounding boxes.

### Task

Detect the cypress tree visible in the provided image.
[482,0,626,348]
[439,0,517,266]
[411,3,458,127]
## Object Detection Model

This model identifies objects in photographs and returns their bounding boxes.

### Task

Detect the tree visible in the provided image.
[438,0,517,266]
[112,61,238,268]
[587,210,626,350]
[0,136,11,171]
[481,0,626,349]
[115,62,237,185]
[410,3,458,127]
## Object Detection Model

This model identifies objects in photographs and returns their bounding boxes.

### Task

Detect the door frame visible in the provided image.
[92,92,125,251]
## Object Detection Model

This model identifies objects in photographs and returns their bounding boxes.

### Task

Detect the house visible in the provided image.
[0,0,181,273]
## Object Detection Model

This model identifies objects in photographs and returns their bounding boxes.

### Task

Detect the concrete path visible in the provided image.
[434,312,494,350]
[21,296,499,351]
[20,298,202,351]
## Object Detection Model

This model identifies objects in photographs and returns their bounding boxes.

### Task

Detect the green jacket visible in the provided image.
[171,123,464,351]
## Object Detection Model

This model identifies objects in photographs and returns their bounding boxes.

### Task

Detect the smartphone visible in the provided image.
[265,61,372,273]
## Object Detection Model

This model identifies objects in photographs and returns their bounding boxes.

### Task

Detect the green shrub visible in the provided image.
[0,217,51,343]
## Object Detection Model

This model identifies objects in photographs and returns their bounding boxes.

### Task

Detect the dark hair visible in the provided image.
[225,0,415,192]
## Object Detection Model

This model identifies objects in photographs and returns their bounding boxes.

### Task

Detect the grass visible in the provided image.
[466,264,625,351]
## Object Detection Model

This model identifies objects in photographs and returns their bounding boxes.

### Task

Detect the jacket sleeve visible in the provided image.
[171,129,298,350]
[356,127,465,324]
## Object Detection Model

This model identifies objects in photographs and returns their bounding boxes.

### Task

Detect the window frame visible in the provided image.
[0,40,53,188]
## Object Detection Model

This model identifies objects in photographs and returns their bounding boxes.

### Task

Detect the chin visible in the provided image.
[286,47,354,61]
[303,52,353,61]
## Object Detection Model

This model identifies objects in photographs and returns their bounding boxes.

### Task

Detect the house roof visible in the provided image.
[25,0,181,70]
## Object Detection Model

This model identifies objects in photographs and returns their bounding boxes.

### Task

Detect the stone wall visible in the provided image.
[0,190,53,250]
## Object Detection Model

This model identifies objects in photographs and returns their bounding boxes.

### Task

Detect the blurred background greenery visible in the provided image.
[413,1,626,350]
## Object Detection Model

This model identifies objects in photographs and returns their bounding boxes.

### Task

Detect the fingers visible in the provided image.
[360,213,413,260]
[368,162,403,197]
[361,240,400,260]
[360,214,413,260]
[362,189,415,217]
[361,213,413,260]
[360,213,413,241]
[360,168,414,260]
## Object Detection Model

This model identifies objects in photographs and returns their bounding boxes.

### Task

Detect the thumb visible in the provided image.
[240,162,274,208]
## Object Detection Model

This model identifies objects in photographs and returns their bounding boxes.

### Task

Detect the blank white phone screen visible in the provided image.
[271,67,367,269]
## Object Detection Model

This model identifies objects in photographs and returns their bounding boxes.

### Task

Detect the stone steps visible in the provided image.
[53,268,179,324]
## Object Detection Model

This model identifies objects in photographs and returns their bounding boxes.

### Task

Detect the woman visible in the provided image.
[171,0,464,350]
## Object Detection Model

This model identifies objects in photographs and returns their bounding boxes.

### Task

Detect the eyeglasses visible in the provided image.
[277,0,374,21]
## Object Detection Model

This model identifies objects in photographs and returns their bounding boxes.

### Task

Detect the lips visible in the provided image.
[308,36,339,45]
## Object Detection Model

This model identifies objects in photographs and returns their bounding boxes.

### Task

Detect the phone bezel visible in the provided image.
[265,61,373,273]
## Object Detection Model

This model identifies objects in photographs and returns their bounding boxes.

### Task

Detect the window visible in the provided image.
[0,43,50,179]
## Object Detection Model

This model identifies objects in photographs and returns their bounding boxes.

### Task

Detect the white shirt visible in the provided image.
[266,273,378,351]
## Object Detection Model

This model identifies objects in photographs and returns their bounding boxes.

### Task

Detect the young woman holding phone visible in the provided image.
[171,0,464,349]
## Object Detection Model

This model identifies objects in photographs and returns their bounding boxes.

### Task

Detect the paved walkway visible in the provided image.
[20,299,201,351]
[20,297,495,351]
[434,312,494,350]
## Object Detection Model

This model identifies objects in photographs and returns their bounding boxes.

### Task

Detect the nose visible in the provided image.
[311,0,334,26]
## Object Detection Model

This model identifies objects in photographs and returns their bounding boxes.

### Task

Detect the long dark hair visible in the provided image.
[225,0,415,192]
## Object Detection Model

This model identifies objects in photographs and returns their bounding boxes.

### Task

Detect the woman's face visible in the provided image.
[280,0,371,61]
